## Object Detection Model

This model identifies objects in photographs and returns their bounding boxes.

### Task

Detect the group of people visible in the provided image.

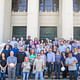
[0,35,80,80]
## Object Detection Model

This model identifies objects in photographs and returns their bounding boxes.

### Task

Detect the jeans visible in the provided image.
[47,62,53,77]
[76,63,80,80]
[0,71,6,80]
[8,67,16,80]
[62,66,67,78]
[55,63,60,79]
[16,63,22,77]
[29,65,35,79]
[23,72,29,80]
[35,71,44,80]
[69,70,77,80]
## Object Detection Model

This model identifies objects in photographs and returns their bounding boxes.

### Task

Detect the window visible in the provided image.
[73,0,80,12]
[40,27,57,40]
[12,26,27,40]
[74,27,80,40]
[12,0,28,12]
[40,0,59,12]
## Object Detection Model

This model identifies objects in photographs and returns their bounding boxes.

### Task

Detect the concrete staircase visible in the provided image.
[6,71,80,80]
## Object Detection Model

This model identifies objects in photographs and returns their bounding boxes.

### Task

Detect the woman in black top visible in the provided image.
[61,52,67,79]
[0,53,7,80]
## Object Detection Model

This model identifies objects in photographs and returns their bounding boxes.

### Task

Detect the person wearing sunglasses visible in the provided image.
[33,53,44,80]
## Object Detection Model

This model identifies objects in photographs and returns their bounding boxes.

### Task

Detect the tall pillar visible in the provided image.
[0,0,5,42]
[0,0,12,42]
[58,0,73,40]
[27,0,39,40]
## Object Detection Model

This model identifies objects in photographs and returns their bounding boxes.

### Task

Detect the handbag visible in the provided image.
[61,66,65,71]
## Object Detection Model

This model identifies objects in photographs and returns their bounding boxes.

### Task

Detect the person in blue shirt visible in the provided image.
[66,53,78,80]
[2,45,10,58]
[10,37,18,48]
[76,48,80,80]
[7,51,17,80]
[53,38,58,46]
[12,43,19,56]
[73,48,80,80]
[59,41,66,54]
[19,37,24,46]
[55,49,61,79]
[47,48,55,78]
[72,41,78,53]
[65,41,71,51]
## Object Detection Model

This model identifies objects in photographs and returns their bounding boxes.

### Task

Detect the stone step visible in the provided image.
[5,72,80,79]
[6,79,69,80]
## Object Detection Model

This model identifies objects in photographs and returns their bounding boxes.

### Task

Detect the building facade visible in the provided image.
[0,0,80,42]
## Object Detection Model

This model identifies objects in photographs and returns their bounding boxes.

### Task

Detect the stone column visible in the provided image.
[58,0,73,40]
[0,0,12,42]
[0,0,5,42]
[27,0,39,40]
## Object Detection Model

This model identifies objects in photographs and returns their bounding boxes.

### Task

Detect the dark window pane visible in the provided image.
[73,0,80,12]
[40,0,59,12]
[74,27,80,40]
[12,0,28,12]
[12,26,27,40]
[40,27,57,40]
